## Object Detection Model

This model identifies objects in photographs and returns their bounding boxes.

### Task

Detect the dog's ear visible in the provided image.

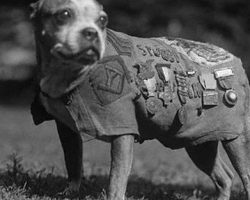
[30,0,45,19]
[30,2,39,19]
[99,4,103,11]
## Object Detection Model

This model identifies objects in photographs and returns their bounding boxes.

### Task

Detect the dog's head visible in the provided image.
[31,0,108,97]
[31,0,108,66]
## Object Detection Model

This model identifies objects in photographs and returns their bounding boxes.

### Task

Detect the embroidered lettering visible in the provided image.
[136,44,177,63]
[136,44,147,56]
[145,46,154,56]
[153,48,161,57]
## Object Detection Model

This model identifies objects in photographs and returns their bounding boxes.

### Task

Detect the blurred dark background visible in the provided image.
[0,0,249,107]
[0,0,250,100]
[1,1,250,75]
[0,0,250,106]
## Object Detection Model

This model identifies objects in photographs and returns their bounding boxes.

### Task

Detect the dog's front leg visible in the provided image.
[108,134,134,200]
[56,120,82,197]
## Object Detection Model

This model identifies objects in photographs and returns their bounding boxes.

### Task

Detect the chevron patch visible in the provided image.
[107,29,132,57]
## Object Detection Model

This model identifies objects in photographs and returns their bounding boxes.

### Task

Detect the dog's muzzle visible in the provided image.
[51,27,101,65]
[55,46,100,64]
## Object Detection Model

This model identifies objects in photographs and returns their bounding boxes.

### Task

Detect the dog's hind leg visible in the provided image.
[222,133,250,200]
[56,120,83,197]
[186,141,234,200]
[108,135,134,200]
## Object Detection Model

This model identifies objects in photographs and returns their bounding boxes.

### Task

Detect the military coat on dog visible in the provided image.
[31,29,249,149]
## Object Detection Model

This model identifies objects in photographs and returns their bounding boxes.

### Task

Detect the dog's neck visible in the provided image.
[36,40,93,98]
[40,59,90,99]
[36,31,107,98]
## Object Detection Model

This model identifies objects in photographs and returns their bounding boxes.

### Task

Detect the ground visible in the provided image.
[0,99,246,199]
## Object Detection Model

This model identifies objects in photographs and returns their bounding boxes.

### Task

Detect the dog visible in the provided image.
[30,0,250,199]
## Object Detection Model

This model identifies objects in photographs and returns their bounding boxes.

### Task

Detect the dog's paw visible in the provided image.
[56,187,79,199]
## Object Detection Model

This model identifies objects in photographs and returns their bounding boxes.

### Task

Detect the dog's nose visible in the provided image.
[81,27,98,41]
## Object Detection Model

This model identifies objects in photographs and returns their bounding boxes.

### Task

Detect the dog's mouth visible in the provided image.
[60,47,100,65]
[53,46,100,65]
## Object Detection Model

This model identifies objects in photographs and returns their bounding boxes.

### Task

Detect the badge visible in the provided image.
[217,77,234,90]
[224,89,237,106]
[180,39,230,63]
[90,56,130,105]
[146,97,163,115]
[199,73,217,90]
[159,92,172,106]
[178,106,187,125]
[176,81,187,88]
[134,60,155,80]
[202,90,219,106]
[158,86,173,106]
[214,68,234,90]
[144,77,157,97]
[176,72,188,104]
[188,85,194,99]
[214,68,234,78]
[192,82,203,98]
[155,63,171,84]
[175,74,187,85]
[156,82,164,92]
[176,73,187,80]
[178,90,187,104]
[178,86,188,94]
[187,70,196,77]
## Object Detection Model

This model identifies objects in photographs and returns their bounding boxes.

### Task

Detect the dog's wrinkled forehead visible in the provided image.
[34,0,102,19]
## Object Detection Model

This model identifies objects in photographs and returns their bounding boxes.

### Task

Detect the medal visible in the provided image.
[146,97,163,115]
[224,89,237,106]
[178,106,187,125]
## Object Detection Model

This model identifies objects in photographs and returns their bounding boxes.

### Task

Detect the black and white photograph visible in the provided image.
[0,0,250,199]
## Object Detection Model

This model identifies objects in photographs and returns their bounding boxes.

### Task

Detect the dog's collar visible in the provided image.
[40,90,51,98]
[40,89,75,106]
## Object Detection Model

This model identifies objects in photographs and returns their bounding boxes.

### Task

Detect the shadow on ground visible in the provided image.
[0,156,244,200]
[0,170,216,200]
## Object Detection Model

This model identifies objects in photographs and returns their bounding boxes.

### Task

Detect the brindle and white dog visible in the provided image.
[31,0,250,200]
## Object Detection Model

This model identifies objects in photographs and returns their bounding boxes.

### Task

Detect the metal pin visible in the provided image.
[41,30,46,36]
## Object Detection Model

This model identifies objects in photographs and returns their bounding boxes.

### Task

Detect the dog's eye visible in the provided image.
[97,15,108,29]
[54,9,72,25]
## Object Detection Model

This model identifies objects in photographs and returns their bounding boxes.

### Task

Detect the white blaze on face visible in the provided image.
[55,0,106,57]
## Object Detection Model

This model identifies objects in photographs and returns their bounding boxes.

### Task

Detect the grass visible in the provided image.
[0,153,246,200]
[0,98,246,200]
